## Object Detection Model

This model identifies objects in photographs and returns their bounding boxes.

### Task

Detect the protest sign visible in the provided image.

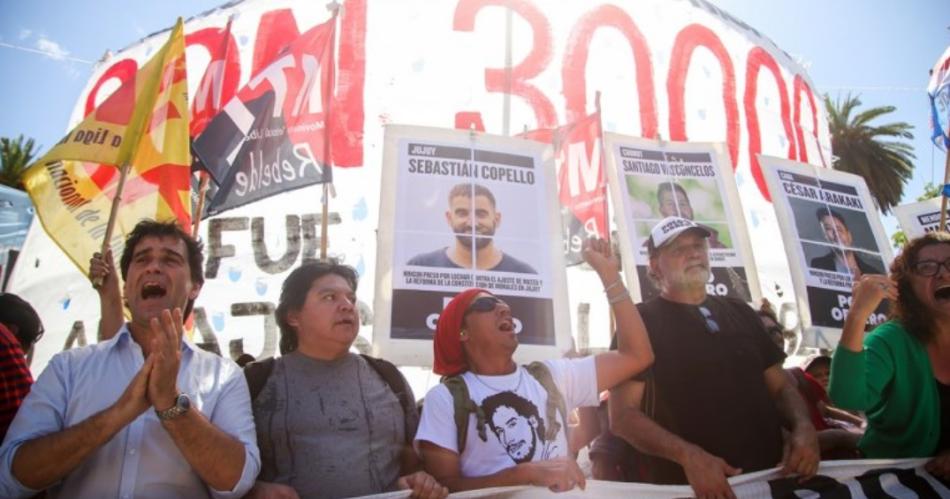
[375,125,569,366]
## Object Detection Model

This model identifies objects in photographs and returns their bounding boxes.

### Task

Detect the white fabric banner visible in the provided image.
[9,0,831,378]
[363,459,947,498]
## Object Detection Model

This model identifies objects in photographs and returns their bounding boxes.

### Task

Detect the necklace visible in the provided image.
[472,367,523,393]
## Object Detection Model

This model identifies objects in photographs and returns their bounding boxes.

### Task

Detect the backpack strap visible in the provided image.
[442,375,487,454]
[243,356,276,402]
[524,361,568,443]
[360,354,418,445]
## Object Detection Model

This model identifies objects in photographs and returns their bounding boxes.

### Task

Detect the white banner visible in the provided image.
[362,459,948,498]
[10,0,830,377]
[759,156,893,346]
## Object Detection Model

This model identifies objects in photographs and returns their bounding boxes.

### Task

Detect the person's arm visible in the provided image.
[418,441,585,492]
[582,238,654,393]
[828,274,897,410]
[147,310,257,496]
[89,250,124,341]
[397,441,448,498]
[608,379,741,498]
[763,365,819,478]
[818,401,865,428]
[7,354,154,492]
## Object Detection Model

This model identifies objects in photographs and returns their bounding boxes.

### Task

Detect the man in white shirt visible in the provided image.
[0,219,260,498]
[415,238,654,492]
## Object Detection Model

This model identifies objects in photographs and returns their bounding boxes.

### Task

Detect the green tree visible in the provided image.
[890,182,943,248]
[824,94,914,214]
[0,135,39,190]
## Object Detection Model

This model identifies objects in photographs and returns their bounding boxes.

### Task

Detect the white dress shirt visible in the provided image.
[0,325,260,498]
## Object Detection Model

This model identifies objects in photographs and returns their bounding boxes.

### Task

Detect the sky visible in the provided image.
[1,0,948,238]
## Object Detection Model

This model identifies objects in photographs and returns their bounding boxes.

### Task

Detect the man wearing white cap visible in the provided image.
[608,216,819,498]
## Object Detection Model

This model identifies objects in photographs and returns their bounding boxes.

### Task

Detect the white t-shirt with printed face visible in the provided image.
[415,357,598,478]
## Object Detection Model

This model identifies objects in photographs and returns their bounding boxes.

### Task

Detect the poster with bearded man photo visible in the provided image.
[374,125,571,367]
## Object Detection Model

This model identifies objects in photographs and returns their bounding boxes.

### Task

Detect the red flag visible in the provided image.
[521,112,608,265]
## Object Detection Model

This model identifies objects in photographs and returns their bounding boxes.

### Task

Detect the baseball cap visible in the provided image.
[648,216,711,253]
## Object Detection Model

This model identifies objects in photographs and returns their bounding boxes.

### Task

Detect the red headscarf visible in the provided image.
[433,288,491,376]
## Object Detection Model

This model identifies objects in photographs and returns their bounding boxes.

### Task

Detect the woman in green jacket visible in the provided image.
[829,231,950,478]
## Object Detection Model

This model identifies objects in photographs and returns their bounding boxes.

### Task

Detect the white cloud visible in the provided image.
[35,36,69,61]
[18,29,32,40]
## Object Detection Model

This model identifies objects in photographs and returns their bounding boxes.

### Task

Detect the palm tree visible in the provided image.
[0,135,39,190]
[824,94,914,214]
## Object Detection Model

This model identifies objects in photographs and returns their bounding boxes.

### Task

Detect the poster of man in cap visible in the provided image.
[374,125,571,367]
[759,155,893,334]
[602,134,760,303]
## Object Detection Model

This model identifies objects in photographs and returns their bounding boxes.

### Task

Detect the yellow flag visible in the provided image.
[24,18,191,275]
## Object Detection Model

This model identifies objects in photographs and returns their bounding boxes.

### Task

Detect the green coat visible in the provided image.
[829,320,940,458]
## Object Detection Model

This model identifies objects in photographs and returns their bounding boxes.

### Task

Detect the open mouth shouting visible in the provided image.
[141,281,168,301]
[935,283,950,303]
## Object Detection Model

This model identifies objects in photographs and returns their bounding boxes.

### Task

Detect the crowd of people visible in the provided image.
[0,217,946,499]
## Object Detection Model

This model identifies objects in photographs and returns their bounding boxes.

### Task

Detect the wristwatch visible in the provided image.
[155,393,191,421]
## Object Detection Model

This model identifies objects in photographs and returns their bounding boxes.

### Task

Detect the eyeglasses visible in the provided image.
[465,296,504,317]
[912,259,950,277]
[698,306,720,334]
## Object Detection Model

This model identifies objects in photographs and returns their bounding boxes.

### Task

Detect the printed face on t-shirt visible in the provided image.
[483,391,545,464]
[490,405,538,462]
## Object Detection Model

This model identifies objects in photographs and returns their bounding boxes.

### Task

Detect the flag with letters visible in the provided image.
[521,112,607,265]
[23,18,191,275]
[194,16,336,217]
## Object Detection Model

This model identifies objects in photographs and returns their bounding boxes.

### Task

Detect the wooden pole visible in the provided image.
[92,161,131,288]
[191,173,210,238]
[940,148,950,233]
[320,3,340,261]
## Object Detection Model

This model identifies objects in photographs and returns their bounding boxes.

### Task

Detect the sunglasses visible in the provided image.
[465,296,505,317]
[698,306,720,334]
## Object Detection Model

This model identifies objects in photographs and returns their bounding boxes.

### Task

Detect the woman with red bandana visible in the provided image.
[414,238,654,493]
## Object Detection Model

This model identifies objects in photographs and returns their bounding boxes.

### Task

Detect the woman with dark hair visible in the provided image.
[829,232,950,477]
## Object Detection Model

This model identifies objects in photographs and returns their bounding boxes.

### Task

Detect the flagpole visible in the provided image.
[192,16,234,239]
[594,90,609,244]
[940,148,949,232]
[92,161,131,288]
[320,2,340,261]
[192,173,210,238]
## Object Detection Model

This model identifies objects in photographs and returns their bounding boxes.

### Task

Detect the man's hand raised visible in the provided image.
[112,353,155,425]
[147,308,184,411]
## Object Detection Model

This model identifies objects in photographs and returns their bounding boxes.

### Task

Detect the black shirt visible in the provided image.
[612,295,786,484]
[938,378,950,452]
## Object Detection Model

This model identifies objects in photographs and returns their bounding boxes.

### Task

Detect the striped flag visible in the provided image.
[22,18,191,274]
[193,16,336,217]
[927,45,950,151]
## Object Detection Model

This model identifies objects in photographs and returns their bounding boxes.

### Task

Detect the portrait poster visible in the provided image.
[759,156,893,334]
[602,133,760,304]
[893,197,950,239]
[375,125,570,367]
